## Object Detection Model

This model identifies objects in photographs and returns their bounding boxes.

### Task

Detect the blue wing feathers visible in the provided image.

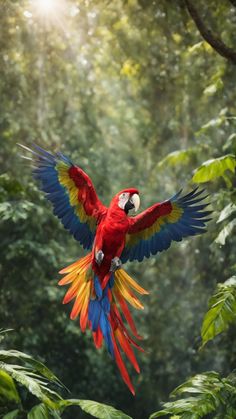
[168,225,183,241]
[182,195,209,206]
[32,143,55,160]
[142,240,147,257]
[178,187,203,202]
[169,189,183,201]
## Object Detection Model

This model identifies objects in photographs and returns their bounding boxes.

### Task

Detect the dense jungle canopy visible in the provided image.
[0,0,236,418]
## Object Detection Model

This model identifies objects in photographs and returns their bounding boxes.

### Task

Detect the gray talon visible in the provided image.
[110,257,122,272]
[95,250,104,266]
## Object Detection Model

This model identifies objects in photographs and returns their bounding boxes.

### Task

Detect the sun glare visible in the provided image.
[34,0,59,16]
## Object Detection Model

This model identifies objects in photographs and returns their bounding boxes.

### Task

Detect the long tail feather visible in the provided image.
[112,332,135,396]
[59,254,148,394]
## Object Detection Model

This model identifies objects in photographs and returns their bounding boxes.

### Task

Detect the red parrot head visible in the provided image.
[112,188,140,214]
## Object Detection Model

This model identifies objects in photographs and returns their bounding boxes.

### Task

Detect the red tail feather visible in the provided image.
[112,332,135,396]
[115,291,142,340]
[93,327,103,349]
[115,328,140,373]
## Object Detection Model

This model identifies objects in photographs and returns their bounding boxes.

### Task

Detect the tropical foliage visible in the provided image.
[151,147,236,417]
[0,0,236,418]
[0,330,130,418]
[201,276,236,347]
[150,371,236,418]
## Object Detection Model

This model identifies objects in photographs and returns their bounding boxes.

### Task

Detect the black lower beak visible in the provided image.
[124,200,135,214]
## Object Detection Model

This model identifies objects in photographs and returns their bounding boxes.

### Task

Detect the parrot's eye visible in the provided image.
[118,192,130,210]
[119,192,129,200]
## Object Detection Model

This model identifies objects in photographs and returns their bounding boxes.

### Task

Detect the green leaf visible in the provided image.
[224,276,236,286]
[0,200,40,223]
[0,329,14,336]
[186,40,211,55]
[215,220,236,245]
[2,409,20,419]
[0,350,63,388]
[201,277,236,346]
[78,400,132,419]
[58,399,132,419]
[27,404,50,419]
[158,149,196,169]
[0,174,23,196]
[0,362,62,409]
[224,406,236,419]
[217,203,236,223]
[203,79,223,97]
[150,398,215,418]
[223,133,236,152]
[0,329,13,344]
[0,369,20,403]
[192,155,236,183]
[196,109,228,136]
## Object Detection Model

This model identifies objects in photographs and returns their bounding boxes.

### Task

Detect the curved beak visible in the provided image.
[130,193,140,213]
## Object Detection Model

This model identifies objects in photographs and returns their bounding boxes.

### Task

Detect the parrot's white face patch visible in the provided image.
[118,192,130,210]
[118,192,140,213]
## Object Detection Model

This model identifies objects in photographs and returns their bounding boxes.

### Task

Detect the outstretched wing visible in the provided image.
[20,144,107,249]
[121,188,211,263]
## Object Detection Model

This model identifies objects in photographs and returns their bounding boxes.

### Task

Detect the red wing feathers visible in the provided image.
[128,201,172,233]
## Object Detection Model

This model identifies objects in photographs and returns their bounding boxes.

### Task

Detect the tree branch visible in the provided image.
[229,0,236,8]
[184,0,236,64]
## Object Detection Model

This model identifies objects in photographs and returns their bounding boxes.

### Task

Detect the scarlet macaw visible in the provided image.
[21,144,211,394]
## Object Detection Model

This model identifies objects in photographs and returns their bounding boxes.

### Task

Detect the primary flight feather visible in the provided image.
[20,144,211,395]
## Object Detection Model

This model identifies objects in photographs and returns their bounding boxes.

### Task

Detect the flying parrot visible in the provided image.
[20,144,211,395]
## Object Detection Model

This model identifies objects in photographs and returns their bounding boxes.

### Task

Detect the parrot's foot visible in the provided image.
[110,257,122,272]
[95,250,104,266]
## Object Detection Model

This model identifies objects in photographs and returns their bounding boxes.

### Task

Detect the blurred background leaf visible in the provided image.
[1,0,236,418]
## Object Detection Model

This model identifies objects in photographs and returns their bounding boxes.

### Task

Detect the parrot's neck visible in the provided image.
[107,205,128,220]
